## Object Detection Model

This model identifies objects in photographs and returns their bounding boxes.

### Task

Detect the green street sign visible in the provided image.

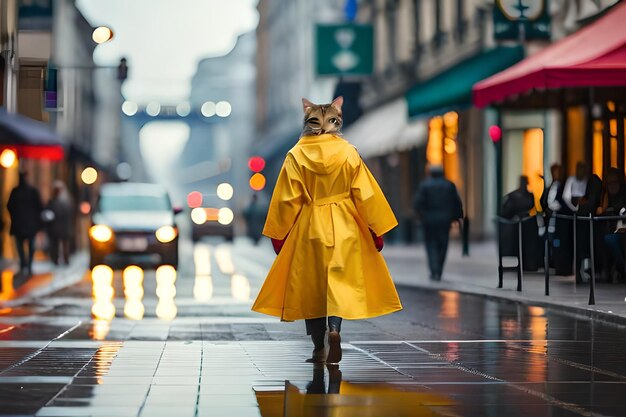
[316,24,373,76]
[494,0,551,41]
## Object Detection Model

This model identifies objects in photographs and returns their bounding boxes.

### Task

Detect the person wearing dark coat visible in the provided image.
[413,165,463,281]
[501,176,534,220]
[7,172,43,276]
[45,180,74,265]
[575,172,603,283]
[242,194,265,245]
[500,176,541,271]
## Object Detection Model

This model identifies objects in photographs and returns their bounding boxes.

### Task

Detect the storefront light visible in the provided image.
[0,149,17,168]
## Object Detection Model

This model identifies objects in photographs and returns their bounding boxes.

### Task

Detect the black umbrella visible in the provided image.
[0,107,64,160]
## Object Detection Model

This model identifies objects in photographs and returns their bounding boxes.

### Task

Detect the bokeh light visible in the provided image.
[216,183,234,200]
[92,26,114,44]
[0,149,17,168]
[249,173,266,191]
[218,207,234,225]
[176,102,191,117]
[146,102,161,116]
[231,274,250,301]
[248,156,265,172]
[187,191,203,208]
[81,167,98,184]
[80,202,91,215]
[216,101,232,117]
[116,162,132,180]
[191,207,207,224]
[121,101,138,116]
[201,101,216,117]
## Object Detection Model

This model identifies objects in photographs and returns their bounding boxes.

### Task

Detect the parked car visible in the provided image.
[89,182,181,269]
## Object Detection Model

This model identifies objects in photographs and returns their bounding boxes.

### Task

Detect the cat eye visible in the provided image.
[306,117,321,126]
[329,118,338,124]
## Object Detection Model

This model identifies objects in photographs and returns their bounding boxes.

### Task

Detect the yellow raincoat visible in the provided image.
[252,134,402,321]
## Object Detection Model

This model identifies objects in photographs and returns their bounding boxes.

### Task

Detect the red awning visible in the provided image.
[473,3,626,108]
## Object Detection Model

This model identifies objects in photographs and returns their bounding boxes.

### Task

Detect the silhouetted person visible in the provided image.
[600,168,626,282]
[501,176,534,220]
[500,176,541,271]
[542,163,572,275]
[7,172,43,276]
[45,180,74,265]
[242,194,264,245]
[413,165,463,281]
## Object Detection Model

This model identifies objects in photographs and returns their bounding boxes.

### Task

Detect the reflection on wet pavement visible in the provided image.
[91,265,115,321]
[155,265,177,320]
[123,266,145,320]
[1,241,626,416]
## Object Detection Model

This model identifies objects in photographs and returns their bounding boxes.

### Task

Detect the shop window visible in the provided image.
[593,120,603,178]
[567,107,585,176]
[443,111,462,191]
[523,128,544,211]
[426,112,461,190]
[611,137,618,168]
[426,116,443,165]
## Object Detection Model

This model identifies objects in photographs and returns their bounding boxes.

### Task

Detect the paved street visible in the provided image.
[1,238,625,416]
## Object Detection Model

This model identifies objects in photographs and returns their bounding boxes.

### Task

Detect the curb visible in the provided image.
[0,252,88,308]
[396,282,626,327]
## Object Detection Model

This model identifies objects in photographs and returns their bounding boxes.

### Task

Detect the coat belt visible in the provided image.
[309,191,351,206]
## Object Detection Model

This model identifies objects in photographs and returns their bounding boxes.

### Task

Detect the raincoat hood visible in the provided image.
[289,134,349,174]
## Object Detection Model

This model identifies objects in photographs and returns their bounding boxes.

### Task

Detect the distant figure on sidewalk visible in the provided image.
[7,171,43,276]
[413,165,463,281]
[242,194,265,245]
[45,180,74,266]
[252,97,402,365]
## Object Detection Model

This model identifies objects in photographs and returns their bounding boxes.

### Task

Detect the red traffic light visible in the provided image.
[248,156,266,172]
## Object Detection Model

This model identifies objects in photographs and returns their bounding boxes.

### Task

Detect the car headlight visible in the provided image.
[156,226,178,243]
[217,208,234,225]
[90,225,113,243]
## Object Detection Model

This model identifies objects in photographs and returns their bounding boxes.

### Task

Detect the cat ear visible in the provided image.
[331,96,344,110]
[302,98,315,112]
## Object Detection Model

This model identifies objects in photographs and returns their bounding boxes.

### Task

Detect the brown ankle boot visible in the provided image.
[326,329,342,364]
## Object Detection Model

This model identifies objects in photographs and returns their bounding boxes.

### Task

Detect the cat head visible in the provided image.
[301,96,343,136]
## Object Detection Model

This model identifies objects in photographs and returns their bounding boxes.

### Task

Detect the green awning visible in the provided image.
[405,46,524,118]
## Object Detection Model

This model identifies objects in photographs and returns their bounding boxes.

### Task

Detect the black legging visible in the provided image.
[305,316,343,350]
[15,236,35,273]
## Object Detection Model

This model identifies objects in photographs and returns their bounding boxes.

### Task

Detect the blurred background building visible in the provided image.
[253,0,625,244]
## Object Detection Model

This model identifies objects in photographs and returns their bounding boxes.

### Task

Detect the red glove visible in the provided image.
[271,237,286,255]
[370,229,384,252]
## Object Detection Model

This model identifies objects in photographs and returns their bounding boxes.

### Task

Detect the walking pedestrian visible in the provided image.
[413,165,463,281]
[45,180,74,266]
[242,194,265,245]
[7,171,43,276]
[252,97,402,365]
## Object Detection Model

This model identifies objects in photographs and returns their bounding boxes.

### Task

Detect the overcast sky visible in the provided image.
[76,0,259,105]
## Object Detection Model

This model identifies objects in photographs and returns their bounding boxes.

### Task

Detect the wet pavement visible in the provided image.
[1,239,626,416]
